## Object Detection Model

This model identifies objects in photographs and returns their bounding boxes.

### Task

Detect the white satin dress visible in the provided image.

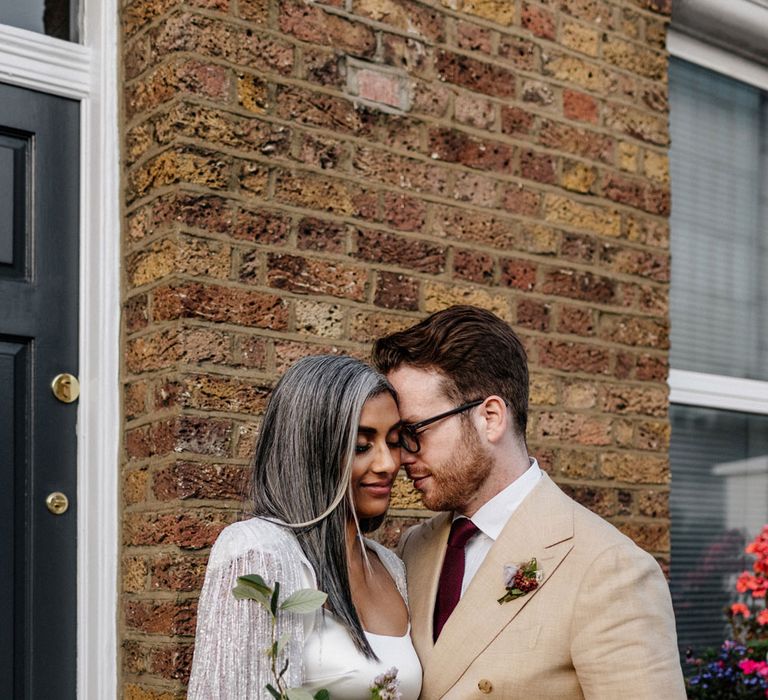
[188,518,422,699]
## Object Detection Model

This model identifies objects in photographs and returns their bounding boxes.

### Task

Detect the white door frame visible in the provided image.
[0,2,119,698]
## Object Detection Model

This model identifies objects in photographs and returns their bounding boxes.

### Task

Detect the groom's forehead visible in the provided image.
[388,365,454,418]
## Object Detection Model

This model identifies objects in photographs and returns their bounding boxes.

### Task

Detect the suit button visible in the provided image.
[478,679,493,694]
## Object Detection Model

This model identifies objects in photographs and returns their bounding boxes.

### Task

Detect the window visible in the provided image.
[0,0,77,42]
[668,35,768,655]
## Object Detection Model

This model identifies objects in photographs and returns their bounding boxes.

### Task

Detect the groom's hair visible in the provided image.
[372,305,529,438]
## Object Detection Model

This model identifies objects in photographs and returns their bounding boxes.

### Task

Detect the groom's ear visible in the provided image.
[478,395,508,444]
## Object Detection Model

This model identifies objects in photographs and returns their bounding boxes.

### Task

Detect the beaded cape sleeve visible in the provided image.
[187,518,314,700]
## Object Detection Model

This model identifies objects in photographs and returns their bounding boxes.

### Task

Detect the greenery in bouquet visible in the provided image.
[685,527,768,698]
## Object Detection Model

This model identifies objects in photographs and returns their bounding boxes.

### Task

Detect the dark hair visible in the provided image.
[249,354,394,658]
[372,305,529,438]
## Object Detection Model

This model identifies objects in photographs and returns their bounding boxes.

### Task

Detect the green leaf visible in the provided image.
[314,690,330,700]
[285,688,315,700]
[271,581,281,617]
[280,589,328,615]
[275,632,292,658]
[237,574,272,597]
[232,585,272,610]
[265,684,283,700]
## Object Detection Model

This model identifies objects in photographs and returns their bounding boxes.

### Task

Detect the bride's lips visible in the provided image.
[360,481,393,497]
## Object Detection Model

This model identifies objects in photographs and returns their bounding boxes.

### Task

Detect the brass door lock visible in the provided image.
[45,492,70,515]
[51,373,80,403]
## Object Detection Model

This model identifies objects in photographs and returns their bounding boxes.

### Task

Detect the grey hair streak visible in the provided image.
[248,354,394,659]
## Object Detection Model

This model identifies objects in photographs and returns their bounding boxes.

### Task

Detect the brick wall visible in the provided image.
[120,0,672,695]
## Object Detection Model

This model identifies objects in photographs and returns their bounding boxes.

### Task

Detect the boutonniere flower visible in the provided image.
[498,558,544,604]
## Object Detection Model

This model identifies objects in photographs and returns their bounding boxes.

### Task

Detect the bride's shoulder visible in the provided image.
[207,517,303,570]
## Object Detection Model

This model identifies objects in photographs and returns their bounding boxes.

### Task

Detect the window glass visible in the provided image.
[670,405,768,653]
[0,1,75,42]
[668,58,768,381]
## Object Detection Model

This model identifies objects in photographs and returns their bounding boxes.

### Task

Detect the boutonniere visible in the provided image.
[498,558,544,604]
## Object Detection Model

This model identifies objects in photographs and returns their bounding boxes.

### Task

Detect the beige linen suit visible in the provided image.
[399,472,686,700]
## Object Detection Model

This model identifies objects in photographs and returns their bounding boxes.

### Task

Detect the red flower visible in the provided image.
[731,603,751,618]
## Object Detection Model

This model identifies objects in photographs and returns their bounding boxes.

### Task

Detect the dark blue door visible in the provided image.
[0,83,79,700]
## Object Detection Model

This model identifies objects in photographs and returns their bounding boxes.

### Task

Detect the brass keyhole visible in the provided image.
[46,492,69,515]
[51,373,80,403]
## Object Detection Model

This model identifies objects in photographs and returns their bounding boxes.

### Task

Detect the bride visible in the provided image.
[188,355,422,698]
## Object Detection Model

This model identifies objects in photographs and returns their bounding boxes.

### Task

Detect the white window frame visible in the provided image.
[667,25,768,419]
[0,3,119,699]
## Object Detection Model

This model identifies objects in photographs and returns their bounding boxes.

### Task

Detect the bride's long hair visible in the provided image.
[248,354,395,659]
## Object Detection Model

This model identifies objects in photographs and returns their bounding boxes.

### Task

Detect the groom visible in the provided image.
[373,306,686,699]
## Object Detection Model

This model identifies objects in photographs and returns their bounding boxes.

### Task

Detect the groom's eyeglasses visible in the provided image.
[399,399,485,454]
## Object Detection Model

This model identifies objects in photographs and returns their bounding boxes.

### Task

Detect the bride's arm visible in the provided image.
[187,523,309,699]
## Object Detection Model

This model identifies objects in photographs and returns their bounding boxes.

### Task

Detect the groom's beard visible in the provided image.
[420,423,493,512]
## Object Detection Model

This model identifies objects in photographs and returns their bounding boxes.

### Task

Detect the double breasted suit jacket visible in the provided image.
[399,472,687,700]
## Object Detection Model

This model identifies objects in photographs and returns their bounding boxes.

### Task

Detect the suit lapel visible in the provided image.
[404,512,451,662]
[422,474,575,698]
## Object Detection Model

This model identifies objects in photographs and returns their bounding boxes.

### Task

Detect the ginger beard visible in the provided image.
[418,418,494,513]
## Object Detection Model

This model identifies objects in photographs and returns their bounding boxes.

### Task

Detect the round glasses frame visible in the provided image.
[398,399,485,454]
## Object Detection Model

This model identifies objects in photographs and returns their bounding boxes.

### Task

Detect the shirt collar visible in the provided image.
[466,459,542,541]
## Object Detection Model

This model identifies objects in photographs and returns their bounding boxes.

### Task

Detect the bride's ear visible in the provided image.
[478,395,508,444]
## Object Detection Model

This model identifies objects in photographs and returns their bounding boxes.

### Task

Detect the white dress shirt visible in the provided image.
[459,459,542,596]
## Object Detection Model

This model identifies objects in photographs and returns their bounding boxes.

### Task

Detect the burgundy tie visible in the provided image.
[433,518,479,641]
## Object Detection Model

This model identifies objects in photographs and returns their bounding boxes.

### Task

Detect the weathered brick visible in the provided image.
[542,268,616,304]
[265,253,368,300]
[124,468,150,506]
[500,185,541,217]
[522,80,556,108]
[563,89,599,123]
[453,249,494,284]
[457,20,493,53]
[233,208,290,245]
[539,120,614,163]
[150,553,209,592]
[561,20,599,56]
[381,34,433,76]
[123,509,232,548]
[356,229,445,273]
[500,106,536,138]
[348,310,413,343]
[453,171,499,207]
[499,257,537,291]
[601,452,669,483]
[127,193,235,241]
[124,598,197,636]
[273,170,366,216]
[522,2,556,39]
[557,304,595,336]
[600,384,667,417]
[154,461,247,501]
[355,0,445,42]
[436,50,516,98]
[375,272,420,311]
[153,282,288,329]
[498,35,539,70]
[604,103,668,146]
[462,0,515,25]
[279,0,376,54]
[560,485,618,518]
[123,555,149,593]
[429,128,515,172]
[148,642,194,683]
[295,299,345,337]
[424,281,511,319]
[517,299,550,331]
[124,683,184,700]
[297,218,347,253]
[380,192,428,232]
[276,86,361,133]
[125,381,149,420]
[555,448,599,479]
[520,149,557,184]
[602,37,666,81]
[601,314,669,349]
[560,160,598,193]
[544,195,621,236]
[353,147,450,196]
[454,93,496,129]
[537,338,611,374]
[529,374,559,406]
[534,411,612,446]
[125,417,233,460]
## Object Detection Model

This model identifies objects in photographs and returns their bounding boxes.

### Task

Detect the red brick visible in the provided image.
[636,354,668,381]
[436,50,516,98]
[124,599,197,636]
[148,642,194,683]
[355,0,445,42]
[123,509,232,548]
[500,185,541,216]
[453,171,499,207]
[302,46,345,87]
[561,233,597,263]
[539,120,614,164]
[381,34,433,76]
[428,128,515,172]
[125,295,149,332]
[154,461,248,501]
[380,192,427,232]
[355,229,445,273]
[520,149,557,184]
[297,217,347,253]
[233,208,290,245]
[517,299,550,331]
[534,411,612,445]
[453,249,494,283]
[374,272,420,311]
[125,417,233,459]
[279,0,376,55]
[498,36,539,70]
[541,268,616,304]
[275,87,364,133]
[537,338,611,374]
[237,0,268,22]
[563,89,599,123]
[499,258,537,291]
[557,304,595,336]
[457,20,493,53]
[353,147,450,196]
[500,106,536,138]
[150,554,209,593]
[153,283,288,329]
[127,193,235,242]
[265,253,368,300]
[411,80,452,117]
[522,2,556,39]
